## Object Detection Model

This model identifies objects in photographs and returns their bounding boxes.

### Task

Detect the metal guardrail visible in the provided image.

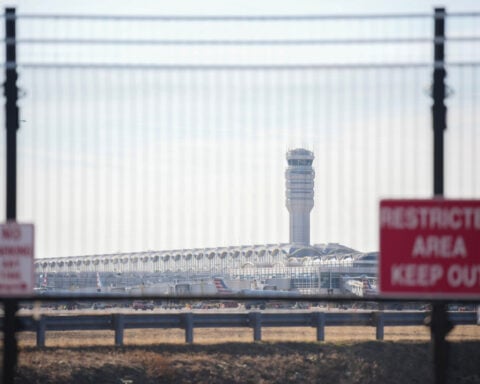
[2,310,477,346]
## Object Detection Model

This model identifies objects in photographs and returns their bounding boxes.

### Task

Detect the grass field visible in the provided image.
[6,324,480,383]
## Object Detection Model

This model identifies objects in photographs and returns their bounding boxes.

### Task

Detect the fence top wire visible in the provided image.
[4,11,480,21]
[4,37,480,46]
[5,12,436,21]
[5,61,480,70]
[3,62,433,70]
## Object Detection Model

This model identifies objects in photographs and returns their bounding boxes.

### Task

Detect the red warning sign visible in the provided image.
[380,199,480,298]
[0,223,34,296]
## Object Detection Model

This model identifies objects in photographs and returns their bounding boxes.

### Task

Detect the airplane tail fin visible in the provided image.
[363,278,378,296]
[213,277,233,294]
[96,272,103,291]
[41,273,48,288]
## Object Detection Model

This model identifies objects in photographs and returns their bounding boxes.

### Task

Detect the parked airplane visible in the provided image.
[342,275,378,297]
[213,278,301,297]
[212,277,303,309]
[33,273,55,293]
[96,272,103,292]
[34,272,115,296]
[362,278,378,297]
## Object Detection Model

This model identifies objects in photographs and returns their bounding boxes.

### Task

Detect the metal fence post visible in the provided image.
[4,9,18,219]
[430,8,453,384]
[3,8,20,384]
[433,9,447,198]
[3,299,19,383]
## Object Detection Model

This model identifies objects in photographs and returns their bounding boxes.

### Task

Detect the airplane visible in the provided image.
[362,278,378,297]
[96,272,103,292]
[64,272,108,295]
[213,277,234,294]
[341,275,378,298]
[212,277,304,309]
[213,277,302,297]
[33,273,55,293]
[34,272,115,296]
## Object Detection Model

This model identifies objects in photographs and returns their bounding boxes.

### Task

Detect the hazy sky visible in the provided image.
[0,0,479,259]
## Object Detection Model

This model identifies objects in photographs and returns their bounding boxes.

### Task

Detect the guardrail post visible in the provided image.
[249,312,262,342]
[36,316,46,347]
[183,313,194,343]
[112,314,124,346]
[313,312,325,342]
[375,312,384,340]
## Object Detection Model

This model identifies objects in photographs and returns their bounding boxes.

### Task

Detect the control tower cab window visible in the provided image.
[288,159,312,166]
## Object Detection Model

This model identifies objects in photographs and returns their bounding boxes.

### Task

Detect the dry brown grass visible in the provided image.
[8,322,480,383]
[13,337,480,384]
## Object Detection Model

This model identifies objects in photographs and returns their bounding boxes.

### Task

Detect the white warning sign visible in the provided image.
[0,223,34,296]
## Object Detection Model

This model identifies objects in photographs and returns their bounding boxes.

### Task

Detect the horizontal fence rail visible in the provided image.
[1,310,477,346]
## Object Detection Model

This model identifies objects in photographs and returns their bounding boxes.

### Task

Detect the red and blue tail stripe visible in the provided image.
[213,278,233,294]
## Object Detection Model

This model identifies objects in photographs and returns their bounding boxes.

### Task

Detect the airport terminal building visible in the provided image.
[35,149,378,295]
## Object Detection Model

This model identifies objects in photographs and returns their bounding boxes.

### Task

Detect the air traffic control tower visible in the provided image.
[285,148,315,246]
